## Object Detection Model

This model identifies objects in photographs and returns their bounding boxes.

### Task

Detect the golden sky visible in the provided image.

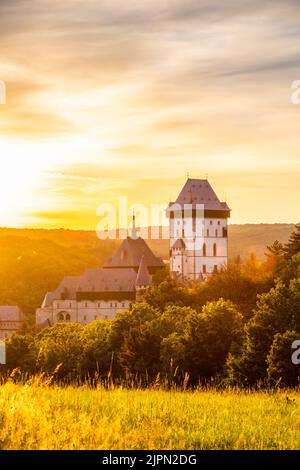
[0,0,300,228]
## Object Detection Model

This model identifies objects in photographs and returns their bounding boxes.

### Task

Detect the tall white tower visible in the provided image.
[166,178,230,281]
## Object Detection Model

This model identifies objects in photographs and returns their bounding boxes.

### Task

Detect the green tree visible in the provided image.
[35,323,84,379]
[229,279,300,385]
[278,252,300,285]
[184,299,243,381]
[265,240,285,272]
[80,320,112,378]
[109,302,160,379]
[5,334,36,373]
[141,277,186,311]
[284,223,300,260]
[267,330,300,386]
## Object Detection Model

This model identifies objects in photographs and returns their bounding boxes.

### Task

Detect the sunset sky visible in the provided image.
[0,0,300,229]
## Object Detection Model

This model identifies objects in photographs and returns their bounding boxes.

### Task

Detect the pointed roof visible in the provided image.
[135,256,151,287]
[167,178,230,212]
[172,239,186,250]
[103,236,164,269]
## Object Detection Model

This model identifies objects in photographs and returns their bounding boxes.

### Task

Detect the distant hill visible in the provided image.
[0,223,295,261]
[228,224,295,260]
[146,224,296,261]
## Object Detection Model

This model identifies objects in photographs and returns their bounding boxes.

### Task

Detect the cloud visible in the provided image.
[0,0,300,224]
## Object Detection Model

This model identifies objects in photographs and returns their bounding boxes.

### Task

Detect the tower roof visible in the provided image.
[167,178,230,212]
[135,256,151,287]
[172,239,186,250]
[103,236,164,269]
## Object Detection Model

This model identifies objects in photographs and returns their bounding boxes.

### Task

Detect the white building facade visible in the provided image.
[167,179,230,281]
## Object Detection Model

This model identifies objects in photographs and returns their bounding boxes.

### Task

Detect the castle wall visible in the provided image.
[36,299,133,326]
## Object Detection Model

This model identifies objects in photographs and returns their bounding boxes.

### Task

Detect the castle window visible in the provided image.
[210,220,213,225]
[66,313,71,321]
[213,243,217,256]
[203,265,206,274]
[98,303,101,308]
[215,229,218,237]
[84,315,87,321]
[69,302,72,308]
[110,303,113,308]
[213,265,218,273]
[203,243,207,256]
[206,229,209,237]
[57,312,64,322]
[218,220,220,225]
[85,302,88,308]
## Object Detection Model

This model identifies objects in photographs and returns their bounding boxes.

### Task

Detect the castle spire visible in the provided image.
[131,210,137,239]
[135,255,151,288]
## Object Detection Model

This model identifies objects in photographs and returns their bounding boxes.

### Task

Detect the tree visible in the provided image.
[35,323,84,380]
[80,320,112,378]
[278,252,300,285]
[188,262,272,321]
[108,302,160,379]
[284,223,300,260]
[267,330,300,386]
[265,240,285,272]
[141,277,187,311]
[228,279,300,385]
[183,299,243,381]
[5,334,36,373]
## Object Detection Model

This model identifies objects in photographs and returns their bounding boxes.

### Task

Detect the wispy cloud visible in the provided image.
[0,0,300,225]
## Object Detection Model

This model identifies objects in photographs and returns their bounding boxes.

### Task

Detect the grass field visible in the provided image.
[0,383,300,450]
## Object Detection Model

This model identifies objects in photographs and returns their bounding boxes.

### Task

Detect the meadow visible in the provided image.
[0,382,300,450]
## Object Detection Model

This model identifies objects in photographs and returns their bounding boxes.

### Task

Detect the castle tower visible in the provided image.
[166,178,230,281]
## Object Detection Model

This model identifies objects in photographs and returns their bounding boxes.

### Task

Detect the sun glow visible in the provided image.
[0,138,49,226]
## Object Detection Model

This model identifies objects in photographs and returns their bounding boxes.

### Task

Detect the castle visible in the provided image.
[36,178,230,326]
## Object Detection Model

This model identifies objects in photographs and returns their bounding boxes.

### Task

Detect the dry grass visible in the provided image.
[0,382,300,449]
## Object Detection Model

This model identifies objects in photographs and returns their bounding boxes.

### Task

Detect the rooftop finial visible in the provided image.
[131,210,137,239]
